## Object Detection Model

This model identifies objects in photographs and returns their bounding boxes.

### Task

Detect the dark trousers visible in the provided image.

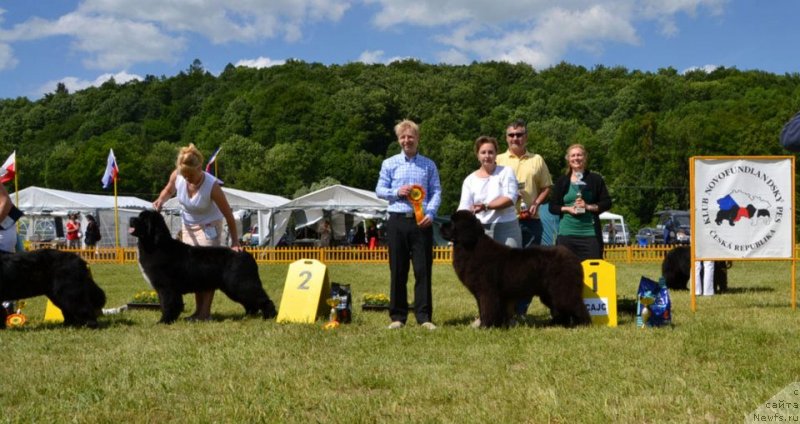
[387,213,433,324]
[516,219,543,315]
[556,235,602,262]
[519,218,543,248]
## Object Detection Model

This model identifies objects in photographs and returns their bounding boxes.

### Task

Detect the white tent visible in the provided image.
[12,186,152,247]
[271,184,388,246]
[162,186,289,245]
[599,211,630,245]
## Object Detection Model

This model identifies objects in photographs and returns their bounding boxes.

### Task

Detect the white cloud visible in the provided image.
[356,49,409,64]
[682,64,719,74]
[36,71,143,97]
[0,43,17,70]
[435,48,470,65]
[77,0,352,43]
[0,0,353,72]
[0,0,732,87]
[235,56,286,68]
[357,50,384,64]
[368,0,728,67]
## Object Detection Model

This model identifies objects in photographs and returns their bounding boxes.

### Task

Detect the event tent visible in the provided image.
[11,186,152,247]
[162,186,289,245]
[270,184,388,246]
[599,211,630,244]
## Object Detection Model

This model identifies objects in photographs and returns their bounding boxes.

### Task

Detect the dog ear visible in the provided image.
[149,212,168,246]
[451,211,482,247]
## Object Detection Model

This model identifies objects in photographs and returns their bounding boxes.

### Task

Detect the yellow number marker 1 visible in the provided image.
[408,184,426,224]
[276,259,331,324]
[581,259,617,327]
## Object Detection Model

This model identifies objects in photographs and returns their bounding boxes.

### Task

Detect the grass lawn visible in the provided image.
[2,260,799,423]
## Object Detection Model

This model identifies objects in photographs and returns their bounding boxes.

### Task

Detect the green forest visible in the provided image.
[1,58,799,230]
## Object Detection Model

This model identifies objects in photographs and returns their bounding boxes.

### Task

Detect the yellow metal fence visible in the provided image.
[33,243,717,265]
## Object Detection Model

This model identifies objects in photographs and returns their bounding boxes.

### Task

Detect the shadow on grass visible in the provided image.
[443,312,558,329]
[2,318,138,332]
[723,286,775,294]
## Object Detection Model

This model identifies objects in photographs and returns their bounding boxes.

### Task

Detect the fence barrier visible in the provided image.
[24,243,782,265]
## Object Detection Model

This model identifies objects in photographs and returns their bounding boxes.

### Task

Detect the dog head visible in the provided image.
[129,210,172,248]
[440,210,484,248]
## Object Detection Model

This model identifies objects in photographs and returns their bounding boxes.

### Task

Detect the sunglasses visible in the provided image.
[506,132,526,138]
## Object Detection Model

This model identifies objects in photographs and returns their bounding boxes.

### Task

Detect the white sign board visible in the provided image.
[693,157,793,259]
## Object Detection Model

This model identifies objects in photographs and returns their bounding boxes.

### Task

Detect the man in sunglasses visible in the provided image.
[496,119,553,321]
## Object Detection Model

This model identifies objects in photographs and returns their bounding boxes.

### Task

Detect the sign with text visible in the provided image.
[276,259,331,324]
[693,157,794,259]
[582,259,617,327]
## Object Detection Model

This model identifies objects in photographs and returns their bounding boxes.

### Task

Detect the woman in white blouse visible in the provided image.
[458,136,522,247]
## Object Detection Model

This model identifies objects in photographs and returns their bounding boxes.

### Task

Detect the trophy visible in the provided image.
[573,172,586,214]
[323,297,341,330]
[637,294,654,328]
[517,182,531,220]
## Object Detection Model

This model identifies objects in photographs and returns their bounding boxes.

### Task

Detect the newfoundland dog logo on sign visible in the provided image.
[694,158,793,259]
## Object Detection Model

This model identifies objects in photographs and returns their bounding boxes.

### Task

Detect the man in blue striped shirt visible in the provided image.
[376,119,442,330]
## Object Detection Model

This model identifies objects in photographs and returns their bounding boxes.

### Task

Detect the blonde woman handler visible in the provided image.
[153,144,241,321]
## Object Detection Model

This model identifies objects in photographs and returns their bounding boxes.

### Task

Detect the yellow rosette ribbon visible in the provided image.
[6,313,26,327]
[408,185,426,225]
[6,300,27,327]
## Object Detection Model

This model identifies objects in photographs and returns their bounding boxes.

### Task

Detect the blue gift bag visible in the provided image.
[636,276,672,327]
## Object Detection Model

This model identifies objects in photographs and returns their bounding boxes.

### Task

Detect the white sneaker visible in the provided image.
[470,318,481,328]
[387,321,405,329]
[420,322,437,330]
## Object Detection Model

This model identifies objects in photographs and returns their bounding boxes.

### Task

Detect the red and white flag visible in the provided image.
[205,146,222,174]
[101,149,118,189]
[0,151,15,184]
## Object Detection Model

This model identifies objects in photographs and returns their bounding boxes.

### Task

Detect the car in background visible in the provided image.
[656,210,691,244]
[635,227,663,246]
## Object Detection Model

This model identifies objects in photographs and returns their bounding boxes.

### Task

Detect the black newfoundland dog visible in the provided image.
[662,246,730,292]
[129,210,277,324]
[441,210,591,328]
[0,249,106,328]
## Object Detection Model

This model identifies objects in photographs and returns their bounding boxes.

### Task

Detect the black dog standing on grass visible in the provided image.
[129,210,277,324]
[0,249,106,328]
[441,210,591,328]
[661,246,730,292]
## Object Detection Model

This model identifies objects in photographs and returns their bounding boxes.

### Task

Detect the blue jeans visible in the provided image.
[515,219,543,315]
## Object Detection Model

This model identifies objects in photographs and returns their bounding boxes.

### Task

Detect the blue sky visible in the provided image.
[0,0,798,100]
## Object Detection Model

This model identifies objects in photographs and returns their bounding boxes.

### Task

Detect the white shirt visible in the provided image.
[458,165,519,224]
[175,171,224,225]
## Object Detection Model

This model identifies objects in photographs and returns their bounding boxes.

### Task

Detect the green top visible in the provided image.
[558,183,596,236]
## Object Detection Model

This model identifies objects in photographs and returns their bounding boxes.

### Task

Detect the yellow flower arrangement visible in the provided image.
[132,290,159,304]
[362,293,389,306]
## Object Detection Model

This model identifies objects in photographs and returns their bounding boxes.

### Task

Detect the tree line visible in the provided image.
[1,59,798,231]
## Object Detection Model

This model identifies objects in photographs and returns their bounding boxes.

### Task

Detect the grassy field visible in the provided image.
[2,260,800,423]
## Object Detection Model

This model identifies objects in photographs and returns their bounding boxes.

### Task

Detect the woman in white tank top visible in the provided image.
[153,144,241,321]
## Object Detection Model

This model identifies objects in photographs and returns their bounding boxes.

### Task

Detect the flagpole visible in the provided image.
[13,151,19,233]
[113,174,119,249]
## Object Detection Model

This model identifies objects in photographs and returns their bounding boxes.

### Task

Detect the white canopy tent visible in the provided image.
[162,186,289,245]
[271,184,388,246]
[12,186,152,247]
[599,211,630,245]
